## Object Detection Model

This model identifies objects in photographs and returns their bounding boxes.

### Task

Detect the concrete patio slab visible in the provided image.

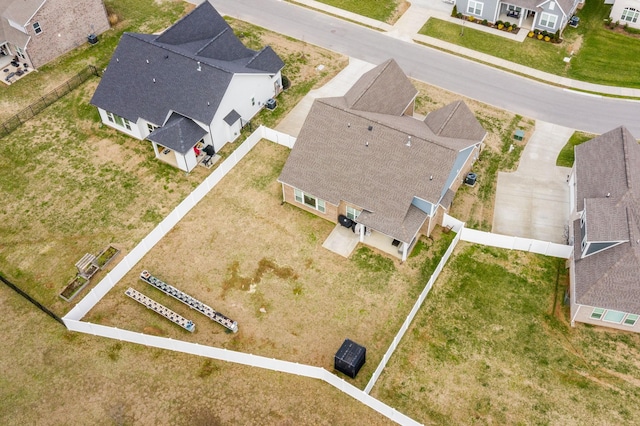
[493,121,573,243]
[323,224,359,258]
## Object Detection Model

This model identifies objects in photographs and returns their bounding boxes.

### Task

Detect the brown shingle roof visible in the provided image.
[424,100,487,142]
[279,60,484,243]
[573,126,640,314]
[343,59,417,116]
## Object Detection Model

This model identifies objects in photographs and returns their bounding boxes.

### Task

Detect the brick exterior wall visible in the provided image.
[282,184,338,222]
[25,0,110,68]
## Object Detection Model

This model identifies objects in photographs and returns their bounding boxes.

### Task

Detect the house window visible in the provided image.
[16,46,25,59]
[467,0,483,15]
[603,310,625,324]
[549,1,555,11]
[346,206,361,221]
[251,97,255,106]
[147,123,158,134]
[540,12,557,29]
[294,188,326,213]
[621,7,639,23]
[33,22,42,35]
[106,111,132,131]
[590,308,604,320]
[624,314,639,326]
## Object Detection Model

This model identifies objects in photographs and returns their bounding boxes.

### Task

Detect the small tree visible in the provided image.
[451,5,458,17]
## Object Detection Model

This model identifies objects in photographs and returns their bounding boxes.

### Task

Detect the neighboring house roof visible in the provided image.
[147,113,207,155]
[1,0,45,25]
[537,0,574,18]
[573,126,640,314]
[424,100,487,142]
[0,0,43,49]
[278,59,485,243]
[90,2,284,127]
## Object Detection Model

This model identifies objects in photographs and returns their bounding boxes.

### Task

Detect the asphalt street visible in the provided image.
[209,0,640,137]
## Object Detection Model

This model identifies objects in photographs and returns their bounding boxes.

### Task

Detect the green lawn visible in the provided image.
[421,18,569,75]
[556,131,595,167]
[420,1,640,89]
[313,0,401,22]
[373,243,640,424]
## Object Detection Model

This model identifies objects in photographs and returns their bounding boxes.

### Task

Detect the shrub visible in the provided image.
[512,24,518,30]
[554,30,560,40]
[542,30,549,37]
[496,20,503,26]
[482,19,488,25]
[468,15,475,22]
[537,34,544,39]
[456,12,463,18]
[505,21,512,27]
[507,26,513,32]
[452,5,458,17]
[498,23,504,29]
[544,35,551,42]
[528,31,535,37]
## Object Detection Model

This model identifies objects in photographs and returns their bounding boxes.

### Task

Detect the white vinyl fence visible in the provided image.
[64,318,421,425]
[364,230,462,394]
[64,126,295,322]
[460,228,573,258]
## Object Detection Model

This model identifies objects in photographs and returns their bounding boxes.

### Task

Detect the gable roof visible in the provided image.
[536,0,574,17]
[146,113,207,155]
[343,59,417,116]
[90,2,284,126]
[573,126,640,314]
[424,100,486,142]
[1,0,45,25]
[278,60,485,243]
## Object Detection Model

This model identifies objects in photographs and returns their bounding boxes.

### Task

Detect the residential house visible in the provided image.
[568,126,640,332]
[0,0,109,69]
[278,59,487,261]
[90,2,284,172]
[456,0,581,33]
[607,0,640,30]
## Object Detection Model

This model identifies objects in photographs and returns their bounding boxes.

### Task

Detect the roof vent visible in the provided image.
[197,61,201,71]
[368,126,373,131]
[606,193,611,198]
[406,136,411,147]
[365,141,369,147]
[165,55,169,59]
[152,78,156,83]
[116,58,119,62]
[207,101,210,106]
[347,123,351,128]
[146,59,149,64]
[430,175,433,181]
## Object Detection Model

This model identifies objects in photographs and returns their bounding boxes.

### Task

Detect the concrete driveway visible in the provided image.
[492,121,573,243]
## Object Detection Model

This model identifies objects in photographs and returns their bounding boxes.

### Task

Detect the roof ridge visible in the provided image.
[350,60,391,108]
[127,33,233,74]
[319,98,461,153]
[622,126,633,191]
[436,100,462,135]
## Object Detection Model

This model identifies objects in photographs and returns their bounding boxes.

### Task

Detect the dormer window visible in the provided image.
[33,22,42,35]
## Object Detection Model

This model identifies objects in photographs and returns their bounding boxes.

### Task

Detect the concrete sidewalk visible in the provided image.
[289,0,640,98]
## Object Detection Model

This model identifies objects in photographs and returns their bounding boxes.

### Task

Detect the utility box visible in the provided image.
[514,129,525,141]
[334,339,366,378]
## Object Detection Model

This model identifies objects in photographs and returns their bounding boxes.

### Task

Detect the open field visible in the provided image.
[372,243,640,424]
[420,0,640,89]
[0,16,347,316]
[0,285,394,425]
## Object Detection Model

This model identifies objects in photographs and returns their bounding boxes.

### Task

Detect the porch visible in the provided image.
[1,54,32,85]
[497,4,536,30]
[322,224,404,261]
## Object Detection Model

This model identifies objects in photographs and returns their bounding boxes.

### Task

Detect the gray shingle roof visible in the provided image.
[279,60,484,243]
[223,109,241,125]
[573,126,640,315]
[147,113,207,154]
[90,2,283,126]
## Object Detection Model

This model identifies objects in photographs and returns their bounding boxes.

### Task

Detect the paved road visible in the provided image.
[210,0,640,137]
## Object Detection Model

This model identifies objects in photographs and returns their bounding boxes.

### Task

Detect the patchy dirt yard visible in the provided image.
[84,140,437,385]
